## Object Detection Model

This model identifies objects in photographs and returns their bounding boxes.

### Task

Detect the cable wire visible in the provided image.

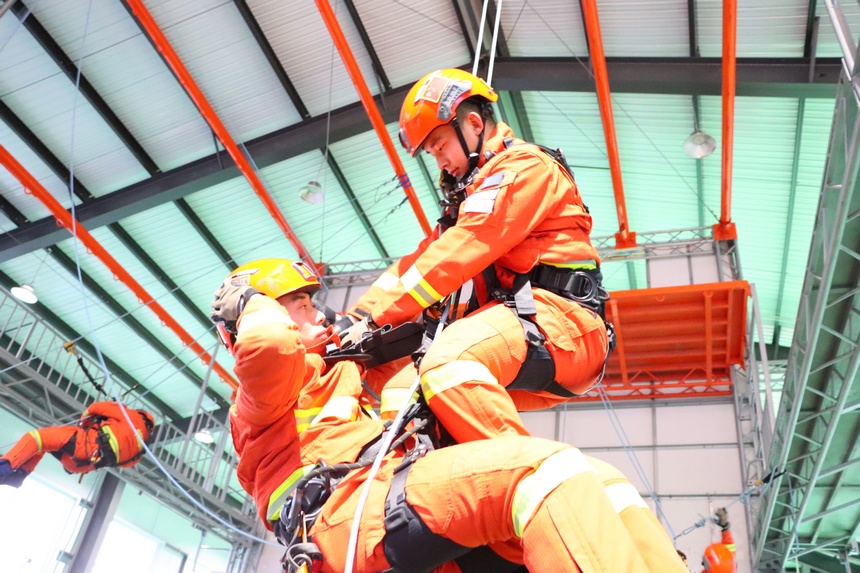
[51,3,280,549]
[595,384,677,540]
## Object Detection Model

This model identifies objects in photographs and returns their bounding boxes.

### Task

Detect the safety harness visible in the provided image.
[381,456,528,573]
[54,409,154,471]
[440,137,617,396]
[274,400,440,573]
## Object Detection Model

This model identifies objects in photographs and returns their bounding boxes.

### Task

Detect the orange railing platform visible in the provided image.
[581,280,750,401]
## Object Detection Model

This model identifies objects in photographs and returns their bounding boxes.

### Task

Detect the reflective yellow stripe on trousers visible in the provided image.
[421,360,498,402]
[311,396,360,426]
[544,259,598,270]
[380,386,418,415]
[512,449,651,538]
[101,426,121,460]
[512,448,596,537]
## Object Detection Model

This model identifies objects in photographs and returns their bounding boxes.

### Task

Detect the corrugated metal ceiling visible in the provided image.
[0,0,839,416]
[0,0,852,565]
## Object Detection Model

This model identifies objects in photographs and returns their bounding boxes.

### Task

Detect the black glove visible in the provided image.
[715,507,730,531]
[0,459,27,488]
[210,280,263,332]
[0,459,12,480]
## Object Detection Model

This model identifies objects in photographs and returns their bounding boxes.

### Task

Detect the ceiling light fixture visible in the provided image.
[11,284,38,304]
[10,251,50,305]
[299,180,324,204]
[194,428,215,444]
[683,129,716,159]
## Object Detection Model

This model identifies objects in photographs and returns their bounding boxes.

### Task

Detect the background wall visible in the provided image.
[523,400,751,573]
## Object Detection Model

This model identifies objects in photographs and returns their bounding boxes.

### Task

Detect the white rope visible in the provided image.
[471,0,490,76]
[486,0,503,87]
[343,373,422,572]
[344,304,451,572]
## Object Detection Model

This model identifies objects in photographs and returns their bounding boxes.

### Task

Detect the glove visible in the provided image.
[339,316,376,347]
[332,313,357,334]
[0,459,12,480]
[715,507,730,531]
[210,280,263,332]
[0,459,27,488]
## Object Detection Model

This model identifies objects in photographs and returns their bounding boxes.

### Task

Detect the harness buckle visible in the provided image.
[524,326,545,348]
[605,321,617,352]
[283,542,323,573]
[489,288,516,308]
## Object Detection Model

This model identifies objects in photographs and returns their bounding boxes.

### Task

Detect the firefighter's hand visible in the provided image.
[715,507,730,531]
[339,316,376,347]
[332,313,357,334]
[210,281,263,331]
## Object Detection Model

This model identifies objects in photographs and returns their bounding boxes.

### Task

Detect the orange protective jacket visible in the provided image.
[1,401,153,475]
[364,121,600,328]
[229,296,386,526]
[721,528,736,554]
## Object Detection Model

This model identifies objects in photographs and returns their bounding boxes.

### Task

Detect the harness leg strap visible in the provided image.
[505,276,576,398]
[382,463,471,573]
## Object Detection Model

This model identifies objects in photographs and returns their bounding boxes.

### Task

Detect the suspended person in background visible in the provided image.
[340,68,612,442]
[0,401,154,487]
[209,266,687,573]
[700,507,737,573]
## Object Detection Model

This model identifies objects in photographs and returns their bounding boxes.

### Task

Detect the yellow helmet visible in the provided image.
[398,68,497,156]
[228,258,320,299]
[214,259,321,355]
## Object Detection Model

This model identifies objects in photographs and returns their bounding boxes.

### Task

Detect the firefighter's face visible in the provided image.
[278,292,329,350]
[423,111,484,179]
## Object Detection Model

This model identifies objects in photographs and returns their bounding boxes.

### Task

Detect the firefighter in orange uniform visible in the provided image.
[211,259,686,573]
[0,401,154,487]
[341,68,611,442]
[700,508,737,572]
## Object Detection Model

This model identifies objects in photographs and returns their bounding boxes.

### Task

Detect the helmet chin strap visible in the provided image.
[449,113,486,182]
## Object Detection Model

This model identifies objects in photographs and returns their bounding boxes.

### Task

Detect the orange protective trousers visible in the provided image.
[310,436,686,573]
[2,425,98,475]
[381,297,608,443]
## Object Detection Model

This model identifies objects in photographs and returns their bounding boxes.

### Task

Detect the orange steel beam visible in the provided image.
[315,0,432,237]
[125,0,317,267]
[0,145,239,390]
[581,0,636,249]
[715,0,738,241]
